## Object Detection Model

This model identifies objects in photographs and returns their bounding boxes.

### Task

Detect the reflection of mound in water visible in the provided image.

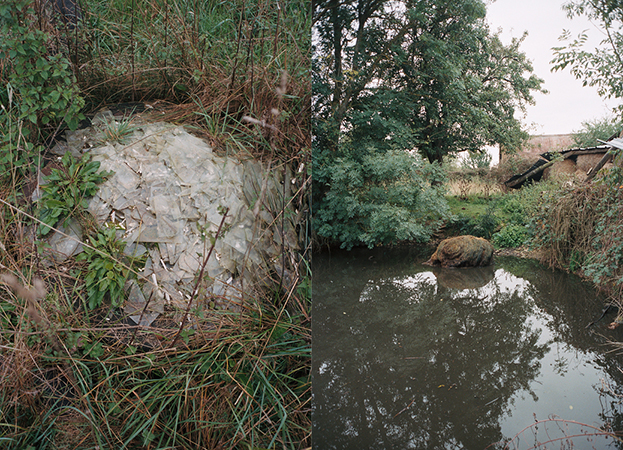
[432,265,495,290]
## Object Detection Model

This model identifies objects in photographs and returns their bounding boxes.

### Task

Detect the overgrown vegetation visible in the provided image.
[0,0,85,182]
[540,0,623,319]
[312,0,543,250]
[0,268,311,448]
[76,0,310,161]
[532,157,623,296]
[444,161,566,249]
[446,142,623,313]
[0,0,311,448]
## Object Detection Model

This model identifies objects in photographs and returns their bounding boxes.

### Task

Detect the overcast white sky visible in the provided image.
[486,0,621,135]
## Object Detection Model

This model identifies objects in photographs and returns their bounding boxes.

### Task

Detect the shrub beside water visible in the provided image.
[493,224,530,248]
[315,148,449,249]
[487,178,563,249]
[532,158,623,299]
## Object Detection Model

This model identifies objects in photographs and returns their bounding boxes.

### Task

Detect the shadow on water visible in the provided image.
[312,247,623,449]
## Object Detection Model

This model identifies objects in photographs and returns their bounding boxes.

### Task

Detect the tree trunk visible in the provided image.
[327,0,343,153]
[427,153,443,165]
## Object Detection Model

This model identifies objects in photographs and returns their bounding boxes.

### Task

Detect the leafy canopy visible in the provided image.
[552,0,623,108]
[313,0,544,164]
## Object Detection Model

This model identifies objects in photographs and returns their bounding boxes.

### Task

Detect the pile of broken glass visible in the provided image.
[41,110,299,326]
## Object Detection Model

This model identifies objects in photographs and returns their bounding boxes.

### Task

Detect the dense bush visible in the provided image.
[493,224,529,248]
[314,148,449,249]
[445,214,473,236]
[472,207,500,239]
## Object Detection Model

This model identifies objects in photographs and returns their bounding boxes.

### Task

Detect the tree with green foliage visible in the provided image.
[313,0,544,249]
[552,0,623,107]
[571,115,623,147]
[314,0,544,164]
[389,4,544,165]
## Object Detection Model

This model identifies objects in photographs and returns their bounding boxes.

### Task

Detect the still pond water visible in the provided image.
[313,247,623,449]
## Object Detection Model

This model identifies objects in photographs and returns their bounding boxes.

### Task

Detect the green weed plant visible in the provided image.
[76,225,132,310]
[37,152,112,236]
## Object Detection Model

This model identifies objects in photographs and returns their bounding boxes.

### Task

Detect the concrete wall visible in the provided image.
[522,134,575,157]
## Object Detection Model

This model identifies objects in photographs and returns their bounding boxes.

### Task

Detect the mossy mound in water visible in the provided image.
[425,235,494,268]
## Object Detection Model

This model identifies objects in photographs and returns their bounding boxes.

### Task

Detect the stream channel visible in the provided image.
[313,246,623,449]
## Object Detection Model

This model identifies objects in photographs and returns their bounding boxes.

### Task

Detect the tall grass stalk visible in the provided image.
[0,233,310,448]
[73,0,310,161]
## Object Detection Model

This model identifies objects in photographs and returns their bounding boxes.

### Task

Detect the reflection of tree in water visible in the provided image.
[313,259,549,450]
[500,256,623,444]
[588,359,623,448]
[499,255,606,352]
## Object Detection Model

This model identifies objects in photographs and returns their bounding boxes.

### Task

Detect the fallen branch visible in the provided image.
[505,159,556,189]
[585,149,615,182]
